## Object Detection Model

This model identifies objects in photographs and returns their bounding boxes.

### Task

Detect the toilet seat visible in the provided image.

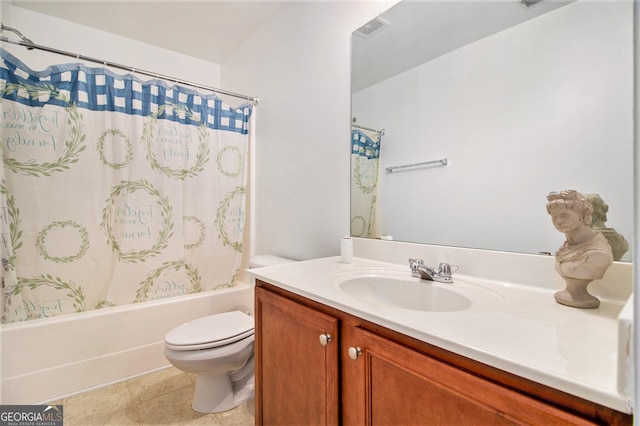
[165,311,254,351]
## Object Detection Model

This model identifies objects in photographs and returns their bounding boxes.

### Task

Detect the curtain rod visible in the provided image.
[352,123,385,136]
[0,24,259,105]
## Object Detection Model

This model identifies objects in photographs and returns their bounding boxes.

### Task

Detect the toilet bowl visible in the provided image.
[164,310,255,413]
[164,254,295,413]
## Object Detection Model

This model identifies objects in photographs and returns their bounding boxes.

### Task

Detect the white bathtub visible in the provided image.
[0,283,254,404]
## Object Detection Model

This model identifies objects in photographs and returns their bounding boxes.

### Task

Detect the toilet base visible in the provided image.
[192,372,255,413]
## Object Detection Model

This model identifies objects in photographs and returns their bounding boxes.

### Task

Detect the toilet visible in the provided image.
[163,255,294,413]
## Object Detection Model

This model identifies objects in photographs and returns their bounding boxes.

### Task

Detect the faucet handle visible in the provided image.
[437,263,451,276]
[408,258,424,270]
[437,263,459,277]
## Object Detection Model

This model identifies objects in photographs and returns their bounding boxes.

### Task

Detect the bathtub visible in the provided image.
[0,283,254,404]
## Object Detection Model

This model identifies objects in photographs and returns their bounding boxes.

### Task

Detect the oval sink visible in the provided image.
[339,275,471,312]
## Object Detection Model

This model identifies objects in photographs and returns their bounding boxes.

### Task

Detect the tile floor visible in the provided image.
[53,367,255,425]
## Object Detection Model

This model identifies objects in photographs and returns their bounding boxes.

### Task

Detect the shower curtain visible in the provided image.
[0,48,252,323]
[350,127,381,238]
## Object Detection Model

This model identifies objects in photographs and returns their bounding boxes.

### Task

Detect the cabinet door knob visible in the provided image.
[319,333,333,346]
[348,346,363,360]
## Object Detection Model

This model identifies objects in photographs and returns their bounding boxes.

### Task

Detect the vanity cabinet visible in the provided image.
[255,283,339,424]
[255,281,632,425]
[342,326,590,425]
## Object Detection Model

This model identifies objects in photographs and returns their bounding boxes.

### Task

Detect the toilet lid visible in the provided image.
[165,311,254,351]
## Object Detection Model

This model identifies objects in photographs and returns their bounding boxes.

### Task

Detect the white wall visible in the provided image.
[221,1,396,261]
[352,1,634,260]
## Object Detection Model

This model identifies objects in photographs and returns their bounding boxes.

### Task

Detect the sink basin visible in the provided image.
[337,271,472,312]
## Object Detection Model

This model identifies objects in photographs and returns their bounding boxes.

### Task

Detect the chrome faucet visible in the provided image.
[408,258,456,283]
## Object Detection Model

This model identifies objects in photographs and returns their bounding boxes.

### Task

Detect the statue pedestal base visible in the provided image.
[554,277,600,309]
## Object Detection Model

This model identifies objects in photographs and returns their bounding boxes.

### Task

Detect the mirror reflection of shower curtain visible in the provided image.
[351,127,382,238]
[0,48,252,323]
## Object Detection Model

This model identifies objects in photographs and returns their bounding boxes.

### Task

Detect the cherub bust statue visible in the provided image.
[546,190,613,308]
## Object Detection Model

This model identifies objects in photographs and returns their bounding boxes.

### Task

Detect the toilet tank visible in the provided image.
[249,255,295,268]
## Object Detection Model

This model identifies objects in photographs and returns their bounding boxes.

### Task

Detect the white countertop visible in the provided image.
[248,256,632,414]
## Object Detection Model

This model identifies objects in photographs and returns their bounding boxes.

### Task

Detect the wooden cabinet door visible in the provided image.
[343,327,594,426]
[255,286,339,425]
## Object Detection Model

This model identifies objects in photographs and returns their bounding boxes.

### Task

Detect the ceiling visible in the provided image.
[7,0,290,64]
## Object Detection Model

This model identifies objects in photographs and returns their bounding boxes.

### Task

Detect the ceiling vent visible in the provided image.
[354,16,389,39]
[519,0,545,8]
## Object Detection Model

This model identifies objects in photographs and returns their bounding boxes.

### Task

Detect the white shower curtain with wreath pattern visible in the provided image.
[0,48,252,323]
[350,128,381,238]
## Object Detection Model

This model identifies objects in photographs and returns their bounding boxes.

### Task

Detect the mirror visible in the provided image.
[351,0,634,262]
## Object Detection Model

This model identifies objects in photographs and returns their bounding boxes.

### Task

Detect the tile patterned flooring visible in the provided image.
[53,367,255,425]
